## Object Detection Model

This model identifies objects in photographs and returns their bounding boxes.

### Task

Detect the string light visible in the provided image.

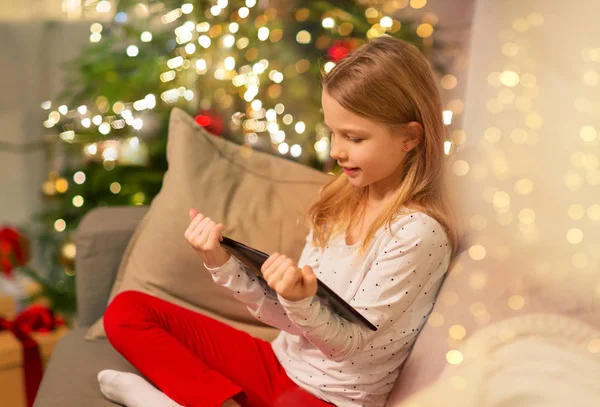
[126,45,139,57]
[322,17,335,28]
[258,27,270,41]
[198,35,211,48]
[223,34,235,47]
[443,110,453,125]
[42,0,465,184]
[290,144,302,157]
[110,182,122,194]
[181,4,193,14]
[72,195,84,207]
[278,142,289,154]
[296,30,311,44]
[54,219,66,233]
[380,16,393,28]
[96,1,111,13]
[238,7,249,18]
[73,171,86,184]
[295,121,306,133]
[84,143,97,156]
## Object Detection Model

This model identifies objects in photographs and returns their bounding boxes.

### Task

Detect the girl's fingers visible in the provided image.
[190,212,207,230]
[206,224,225,250]
[268,258,294,286]
[301,266,318,296]
[190,216,211,239]
[263,255,282,281]
[262,253,282,278]
[277,265,301,294]
[217,224,227,242]
[185,212,206,237]
[196,219,215,247]
[190,217,212,247]
[266,255,290,279]
[276,258,295,276]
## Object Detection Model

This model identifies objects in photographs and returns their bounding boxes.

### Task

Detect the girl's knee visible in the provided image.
[104,290,150,336]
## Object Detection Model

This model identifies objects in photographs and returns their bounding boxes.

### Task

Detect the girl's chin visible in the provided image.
[346,175,367,188]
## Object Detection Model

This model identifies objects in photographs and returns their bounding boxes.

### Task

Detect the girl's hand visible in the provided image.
[261,253,318,302]
[185,209,231,269]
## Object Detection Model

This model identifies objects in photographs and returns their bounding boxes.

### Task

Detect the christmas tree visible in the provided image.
[33,0,451,317]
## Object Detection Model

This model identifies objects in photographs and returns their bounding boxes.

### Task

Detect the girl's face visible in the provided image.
[321,89,419,198]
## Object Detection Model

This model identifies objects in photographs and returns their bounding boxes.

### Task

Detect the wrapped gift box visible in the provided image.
[1,274,64,407]
[0,326,68,407]
[0,275,45,319]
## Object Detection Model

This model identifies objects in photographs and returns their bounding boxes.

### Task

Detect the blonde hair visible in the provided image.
[305,35,462,259]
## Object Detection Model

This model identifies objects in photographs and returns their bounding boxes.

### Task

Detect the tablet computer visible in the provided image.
[220,236,377,331]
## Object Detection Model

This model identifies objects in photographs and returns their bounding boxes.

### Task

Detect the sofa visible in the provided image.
[34,204,463,407]
[32,108,599,407]
[32,205,600,407]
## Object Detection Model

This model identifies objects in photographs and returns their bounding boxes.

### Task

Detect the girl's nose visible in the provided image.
[329,138,347,161]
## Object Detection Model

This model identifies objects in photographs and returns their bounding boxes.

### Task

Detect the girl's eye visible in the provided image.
[329,131,362,143]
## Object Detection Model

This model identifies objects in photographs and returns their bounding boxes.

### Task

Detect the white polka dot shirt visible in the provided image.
[208,212,452,407]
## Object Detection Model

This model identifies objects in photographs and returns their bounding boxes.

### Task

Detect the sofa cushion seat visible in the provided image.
[33,327,135,407]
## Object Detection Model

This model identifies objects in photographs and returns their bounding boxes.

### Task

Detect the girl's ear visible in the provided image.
[406,121,423,139]
[402,121,423,147]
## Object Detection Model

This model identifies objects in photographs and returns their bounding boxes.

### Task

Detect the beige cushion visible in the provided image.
[85,107,331,341]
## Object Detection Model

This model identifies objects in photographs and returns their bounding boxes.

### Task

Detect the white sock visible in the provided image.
[98,369,183,407]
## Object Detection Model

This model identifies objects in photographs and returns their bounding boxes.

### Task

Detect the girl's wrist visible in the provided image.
[202,248,231,269]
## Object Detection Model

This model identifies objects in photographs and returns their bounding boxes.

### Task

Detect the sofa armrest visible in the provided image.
[74,206,148,327]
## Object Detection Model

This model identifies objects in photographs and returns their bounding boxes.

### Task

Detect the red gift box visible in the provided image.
[0,305,66,407]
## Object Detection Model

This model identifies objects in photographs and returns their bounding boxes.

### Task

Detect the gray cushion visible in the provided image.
[74,206,149,326]
[34,328,136,407]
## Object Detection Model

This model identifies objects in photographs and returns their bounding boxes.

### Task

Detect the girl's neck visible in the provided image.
[365,195,391,213]
[367,172,404,203]
[366,184,398,208]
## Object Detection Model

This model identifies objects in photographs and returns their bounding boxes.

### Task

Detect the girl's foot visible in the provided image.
[98,369,183,407]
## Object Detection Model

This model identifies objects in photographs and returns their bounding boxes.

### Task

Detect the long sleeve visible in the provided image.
[207,230,323,335]
[277,216,450,362]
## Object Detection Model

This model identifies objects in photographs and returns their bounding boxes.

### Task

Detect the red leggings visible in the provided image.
[104,290,335,407]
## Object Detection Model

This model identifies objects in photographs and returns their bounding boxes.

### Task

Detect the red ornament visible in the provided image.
[328,39,356,62]
[0,227,28,278]
[195,109,225,136]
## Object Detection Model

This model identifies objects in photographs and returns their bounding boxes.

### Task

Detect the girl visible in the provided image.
[98,35,460,407]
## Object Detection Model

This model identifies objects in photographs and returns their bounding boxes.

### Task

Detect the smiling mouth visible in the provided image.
[342,167,360,176]
[339,164,359,170]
